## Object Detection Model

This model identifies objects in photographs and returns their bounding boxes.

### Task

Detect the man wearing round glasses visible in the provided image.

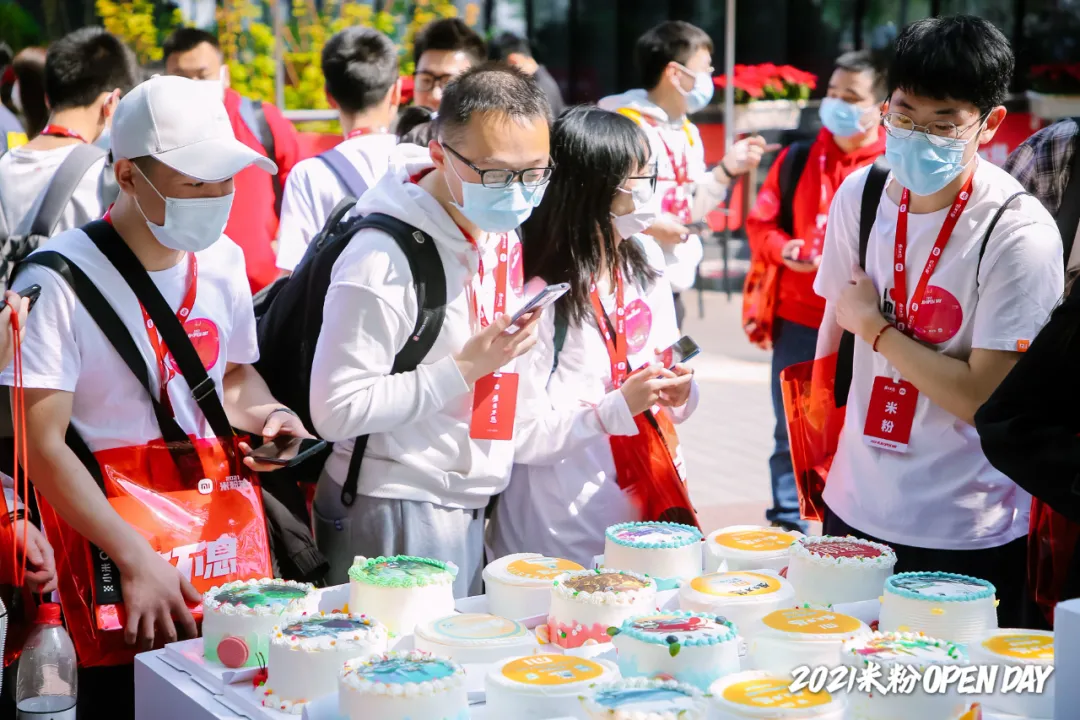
[812,15,1063,628]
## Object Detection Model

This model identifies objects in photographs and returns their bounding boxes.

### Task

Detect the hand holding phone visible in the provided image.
[506,282,571,331]
[245,436,328,467]
[640,335,701,371]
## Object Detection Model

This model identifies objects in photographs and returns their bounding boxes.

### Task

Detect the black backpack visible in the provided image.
[254,200,447,508]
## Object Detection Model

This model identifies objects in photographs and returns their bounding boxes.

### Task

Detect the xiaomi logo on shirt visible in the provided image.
[1016,339,1030,352]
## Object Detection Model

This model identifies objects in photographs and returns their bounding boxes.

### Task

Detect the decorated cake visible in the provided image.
[842,631,969,720]
[786,535,896,606]
[678,571,795,636]
[879,571,998,644]
[483,553,585,620]
[710,671,846,719]
[347,555,456,635]
[604,522,704,589]
[485,653,621,720]
[748,606,870,677]
[261,613,387,714]
[338,650,468,720]
[544,569,658,649]
[581,677,710,719]
[202,578,318,668]
[414,613,538,664]
[610,610,739,691]
[968,629,1054,719]
[705,525,800,573]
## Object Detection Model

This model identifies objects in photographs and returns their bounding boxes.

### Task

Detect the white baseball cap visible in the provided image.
[111,75,278,182]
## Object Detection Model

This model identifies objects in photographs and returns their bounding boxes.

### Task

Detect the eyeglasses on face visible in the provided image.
[442,143,555,189]
[882,111,987,149]
[414,72,457,93]
[624,167,659,198]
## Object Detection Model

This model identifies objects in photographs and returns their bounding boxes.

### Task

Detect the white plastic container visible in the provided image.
[16,603,77,720]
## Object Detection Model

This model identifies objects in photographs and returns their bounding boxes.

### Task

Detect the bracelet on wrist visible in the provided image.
[265,406,298,425]
[871,323,893,353]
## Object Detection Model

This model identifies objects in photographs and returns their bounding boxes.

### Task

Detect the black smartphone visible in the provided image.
[658,335,701,369]
[246,436,328,467]
[16,284,41,312]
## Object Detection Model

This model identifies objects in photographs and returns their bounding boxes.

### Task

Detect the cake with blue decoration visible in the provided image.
[878,571,998,644]
[609,610,740,691]
[580,677,710,719]
[338,650,468,720]
[414,612,537,664]
[347,555,457,635]
[604,521,703,589]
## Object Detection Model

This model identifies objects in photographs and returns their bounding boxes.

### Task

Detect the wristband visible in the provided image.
[265,406,298,426]
[721,160,742,178]
[871,323,893,353]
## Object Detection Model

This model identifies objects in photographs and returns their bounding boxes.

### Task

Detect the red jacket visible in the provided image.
[746,128,886,329]
[223,89,301,293]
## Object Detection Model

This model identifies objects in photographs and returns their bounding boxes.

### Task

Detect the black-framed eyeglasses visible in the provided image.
[443,143,555,189]
[626,170,659,194]
[414,72,456,93]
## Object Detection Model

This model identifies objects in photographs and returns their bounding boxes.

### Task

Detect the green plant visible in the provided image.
[97,0,182,64]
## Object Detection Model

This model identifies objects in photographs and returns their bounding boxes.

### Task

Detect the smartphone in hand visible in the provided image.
[15,284,41,312]
[506,282,571,331]
[638,335,701,372]
[246,436,328,467]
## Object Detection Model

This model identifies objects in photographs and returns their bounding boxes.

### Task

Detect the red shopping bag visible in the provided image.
[742,258,780,348]
[1028,497,1080,624]
[779,353,847,522]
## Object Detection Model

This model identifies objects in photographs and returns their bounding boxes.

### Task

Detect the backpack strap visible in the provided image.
[778,141,813,237]
[976,191,1030,287]
[21,144,106,238]
[318,148,371,199]
[1057,120,1080,271]
[338,212,447,507]
[239,96,282,217]
[834,162,890,409]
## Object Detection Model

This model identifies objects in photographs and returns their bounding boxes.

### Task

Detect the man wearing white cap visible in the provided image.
[2,75,307,714]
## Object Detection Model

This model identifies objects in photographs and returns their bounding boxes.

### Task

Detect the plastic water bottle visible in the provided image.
[15,603,77,720]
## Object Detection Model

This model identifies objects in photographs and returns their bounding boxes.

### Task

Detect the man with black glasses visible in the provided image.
[308,65,549,597]
[412,18,485,112]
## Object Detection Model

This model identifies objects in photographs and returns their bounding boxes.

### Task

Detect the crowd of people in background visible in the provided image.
[0,10,1078,719]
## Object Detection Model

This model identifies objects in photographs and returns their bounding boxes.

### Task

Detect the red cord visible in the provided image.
[9,298,27,587]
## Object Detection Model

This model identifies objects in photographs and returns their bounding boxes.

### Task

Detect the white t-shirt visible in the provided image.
[488,235,700,566]
[0,144,107,238]
[275,133,400,271]
[0,228,259,451]
[814,160,1064,550]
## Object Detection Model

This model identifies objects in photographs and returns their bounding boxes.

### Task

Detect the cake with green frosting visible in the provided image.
[347,555,457,635]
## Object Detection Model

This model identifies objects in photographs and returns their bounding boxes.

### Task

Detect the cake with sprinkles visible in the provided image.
[544,569,657,649]
[202,578,318,669]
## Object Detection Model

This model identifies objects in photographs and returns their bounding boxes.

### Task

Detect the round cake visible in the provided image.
[968,629,1054,719]
[202,578,318,668]
[414,613,538,664]
[748,606,870,677]
[842,631,969,720]
[604,521,703,589]
[879,572,998,644]
[485,653,621,720]
[710,671,846,719]
[786,535,896,606]
[706,525,800,573]
[610,610,739,691]
[339,650,468,720]
[347,555,456,635]
[678,571,795,636]
[261,613,387,713]
[581,677,709,720]
[483,553,584,620]
[545,569,658,649]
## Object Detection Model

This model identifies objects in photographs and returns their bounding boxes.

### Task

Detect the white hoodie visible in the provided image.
[598,89,716,293]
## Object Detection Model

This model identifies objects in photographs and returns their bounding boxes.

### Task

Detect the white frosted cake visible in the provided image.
[414,613,538,664]
[339,650,468,720]
[710,671,846,719]
[968,629,1054,719]
[202,578,318,668]
[706,525,800,573]
[842,632,969,720]
[678,571,795,636]
[879,572,998,644]
[610,610,739,691]
[604,521,703,589]
[261,613,387,713]
[581,677,709,719]
[543,569,658,649]
[483,553,584,620]
[748,606,870,677]
[347,555,456,635]
[486,653,620,719]
[786,535,896,606]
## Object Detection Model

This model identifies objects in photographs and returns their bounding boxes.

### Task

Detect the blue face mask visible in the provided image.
[819,97,871,138]
[885,132,975,197]
[676,66,715,115]
[444,150,547,233]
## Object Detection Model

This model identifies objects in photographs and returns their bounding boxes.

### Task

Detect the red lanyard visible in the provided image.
[459,228,510,328]
[656,130,689,186]
[589,271,628,388]
[817,151,831,217]
[893,173,974,335]
[141,255,198,409]
[40,124,87,142]
[345,127,388,140]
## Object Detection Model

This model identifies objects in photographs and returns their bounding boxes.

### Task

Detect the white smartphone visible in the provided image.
[507,282,571,329]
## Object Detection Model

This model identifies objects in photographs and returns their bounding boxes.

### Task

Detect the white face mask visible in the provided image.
[196,66,227,101]
[610,182,659,240]
[133,164,232,252]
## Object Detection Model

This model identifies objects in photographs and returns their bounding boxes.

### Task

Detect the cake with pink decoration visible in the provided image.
[544,569,657,649]
[786,535,896,606]
[202,578,319,669]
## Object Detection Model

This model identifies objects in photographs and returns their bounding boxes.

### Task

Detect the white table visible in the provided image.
[135,651,243,720]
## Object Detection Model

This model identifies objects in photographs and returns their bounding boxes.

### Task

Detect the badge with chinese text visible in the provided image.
[862,376,918,453]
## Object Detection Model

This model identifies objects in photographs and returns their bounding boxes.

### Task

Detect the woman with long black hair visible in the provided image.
[489,106,698,565]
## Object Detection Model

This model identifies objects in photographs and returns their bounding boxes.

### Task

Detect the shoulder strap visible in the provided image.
[552,303,569,374]
[239,97,282,217]
[616,107,647,126]
[337,212,447,506]
[24,144,106,237]
[976,191,1029,287]
[778,141,812,237]
[318,148,370,199]
[834,163,890,409]
[1057,121,1080,268]
[81,221,235,439]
